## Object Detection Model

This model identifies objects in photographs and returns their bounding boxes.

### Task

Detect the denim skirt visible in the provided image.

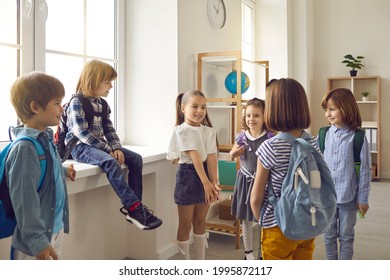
[175,163,208,205]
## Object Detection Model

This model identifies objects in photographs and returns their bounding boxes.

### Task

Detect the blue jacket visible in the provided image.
[5,127,69,256]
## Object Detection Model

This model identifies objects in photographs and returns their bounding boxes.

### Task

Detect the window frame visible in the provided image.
[242,0,256,61]
[0,0,125,142]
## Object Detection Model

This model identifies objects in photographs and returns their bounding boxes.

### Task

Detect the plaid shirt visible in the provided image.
[65,95,122,153]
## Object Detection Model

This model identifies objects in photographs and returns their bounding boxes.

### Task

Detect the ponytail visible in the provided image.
[175,93,185,126]
[174,90,214,128]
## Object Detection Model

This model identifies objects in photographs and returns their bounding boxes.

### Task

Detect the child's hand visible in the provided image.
[66,163,76,181]
[357,203,369,216]
[36,245,58,260]
[213,183,222,202]
[112,149,125,165]
[231,145,246,158]
[203,181,219,204]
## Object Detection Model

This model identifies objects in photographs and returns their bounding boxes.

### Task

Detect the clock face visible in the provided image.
[207,0,226,29]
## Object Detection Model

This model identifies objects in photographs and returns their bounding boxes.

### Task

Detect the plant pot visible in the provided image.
[350,70,357,77]
[362,96,369,102]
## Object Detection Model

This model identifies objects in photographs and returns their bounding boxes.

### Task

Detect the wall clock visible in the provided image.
[207,0,226,29]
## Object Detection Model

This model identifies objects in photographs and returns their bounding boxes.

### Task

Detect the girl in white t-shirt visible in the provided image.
[167,90,220,260]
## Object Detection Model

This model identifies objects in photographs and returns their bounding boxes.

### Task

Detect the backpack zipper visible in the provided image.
[310,206,316,226]
[294,167,309,191]
[295,167,317,226]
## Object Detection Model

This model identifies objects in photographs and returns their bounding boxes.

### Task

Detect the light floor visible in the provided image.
[169,179,390,260]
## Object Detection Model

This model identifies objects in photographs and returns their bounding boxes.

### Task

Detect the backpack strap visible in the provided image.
[76,93,95,128]
[0,136,46,223]
[318,126,331,154]
[353,129,365,177]
[1,136,46,259]
[101,98,108,127]
[13,136,46,191]
[76,93,109,128]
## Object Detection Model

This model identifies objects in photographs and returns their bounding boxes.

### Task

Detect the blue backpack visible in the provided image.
[0,136,46,239]
[266,132,337,240]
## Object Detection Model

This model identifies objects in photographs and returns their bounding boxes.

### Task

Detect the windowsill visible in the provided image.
[61,144,178,260]
[65,145,167,196]
[64,145,167,179]
[0,143,168,180]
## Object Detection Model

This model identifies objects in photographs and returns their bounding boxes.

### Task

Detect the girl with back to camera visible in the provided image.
[167,90,221,260]
[320,88,371,260]
[229,98,273,260]
[250,78,318,260]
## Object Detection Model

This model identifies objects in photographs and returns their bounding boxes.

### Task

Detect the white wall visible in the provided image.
[310,0,390,177]
[124,0,178,148]
[255,0,289,79]
[178,0,242,92]
[256,0,390,178]
[124,0,390,178]
[178,0,242,145]
[124,0,241,147]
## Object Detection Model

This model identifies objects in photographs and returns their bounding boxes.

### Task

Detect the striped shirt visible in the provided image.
[319,125,371,204]
[65,95,122,153]
[256,132,318,228]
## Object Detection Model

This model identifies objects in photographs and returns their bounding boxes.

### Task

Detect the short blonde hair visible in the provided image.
[76,59,117,97]
[10,71,65,123]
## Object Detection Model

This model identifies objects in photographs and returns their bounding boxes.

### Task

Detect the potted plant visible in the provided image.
[361,91,370,101]
[341,54,365,77]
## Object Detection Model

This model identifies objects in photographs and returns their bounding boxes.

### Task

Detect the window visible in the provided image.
[0,0,21,141]
[242,0,255,61]
[0,0,124,142]
[241,0,259,99]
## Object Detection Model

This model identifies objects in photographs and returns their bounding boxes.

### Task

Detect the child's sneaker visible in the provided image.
[244,250,255,260]
[120,205,162,230]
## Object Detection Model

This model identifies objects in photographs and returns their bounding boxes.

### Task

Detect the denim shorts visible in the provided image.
[174,163,208,205]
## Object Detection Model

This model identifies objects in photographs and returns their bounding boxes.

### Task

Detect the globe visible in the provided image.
[224,71,250,94]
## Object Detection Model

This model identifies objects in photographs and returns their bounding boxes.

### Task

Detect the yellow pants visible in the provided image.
[261,226,315,260]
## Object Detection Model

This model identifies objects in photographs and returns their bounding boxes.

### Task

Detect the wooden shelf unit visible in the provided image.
[197,50,269,152]
[327,76,381,179]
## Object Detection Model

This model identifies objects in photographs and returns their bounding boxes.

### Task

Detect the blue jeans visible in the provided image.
[71,144,143,209]
[324,200,358,260]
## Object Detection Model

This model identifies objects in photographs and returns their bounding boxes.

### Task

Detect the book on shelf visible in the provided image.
[371,128,377,151]
[363,128,377,152]
[362,121,377,128]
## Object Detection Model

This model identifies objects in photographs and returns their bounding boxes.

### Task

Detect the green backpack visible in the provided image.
[318,126,365,177]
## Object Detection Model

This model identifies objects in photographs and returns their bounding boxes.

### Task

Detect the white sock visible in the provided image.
[242,220,255,260]
[177,240,190,260]
[193,233,208,260]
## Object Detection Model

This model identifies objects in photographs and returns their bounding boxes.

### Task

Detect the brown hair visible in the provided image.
[264,78,311,131]
[10,71,65,123]
[175,90,213,127]
[76,59,117,97]
[321,88,362,130]
[241,98,266,131]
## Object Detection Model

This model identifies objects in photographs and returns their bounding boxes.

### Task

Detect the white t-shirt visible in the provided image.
[167,122,217,164]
